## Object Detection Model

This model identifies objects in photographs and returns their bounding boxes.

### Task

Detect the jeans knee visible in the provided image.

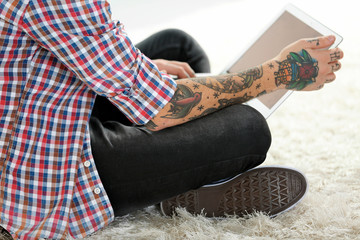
[160,28,191,40]
[250,106,271,151]
[249,106,271,153]
[151,29,210,72]
[231,105,272,157]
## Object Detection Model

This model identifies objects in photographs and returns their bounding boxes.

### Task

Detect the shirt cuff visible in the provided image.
[109,73,177,125]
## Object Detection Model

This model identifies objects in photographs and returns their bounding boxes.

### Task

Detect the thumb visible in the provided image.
[307,35,336,49]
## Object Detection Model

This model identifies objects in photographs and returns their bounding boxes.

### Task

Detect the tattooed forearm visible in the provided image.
[196,66,263,93]
[275,49,318,90]
[161,84,202,119]
[149,62,275,129]
[188,93,256,121]
[218,94,253,108]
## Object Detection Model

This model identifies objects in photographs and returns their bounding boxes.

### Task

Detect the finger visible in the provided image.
[321,60,341,75]
[325,72,336,83]
[305,35,336,49]
[330,61,341,72]
[180,62,196,78]
[171,61,196,78]
[319,61,341,80]
[317,84,325,90]
[155,61,190,79]
[328,48,344,62]
[169,64,191,79]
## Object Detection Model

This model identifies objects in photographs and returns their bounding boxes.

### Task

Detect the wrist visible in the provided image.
[262,59,285,91]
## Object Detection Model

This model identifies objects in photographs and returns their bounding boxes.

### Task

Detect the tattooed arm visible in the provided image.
[147,35,343,131]
[146,63,274,131]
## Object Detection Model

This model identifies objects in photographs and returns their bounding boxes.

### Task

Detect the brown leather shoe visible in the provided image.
[160,166,307,218]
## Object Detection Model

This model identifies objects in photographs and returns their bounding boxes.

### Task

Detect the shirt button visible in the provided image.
[94,188,101,195]
[84,160,91,168]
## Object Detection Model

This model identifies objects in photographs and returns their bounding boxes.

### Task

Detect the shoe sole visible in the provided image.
[160,166,308,218]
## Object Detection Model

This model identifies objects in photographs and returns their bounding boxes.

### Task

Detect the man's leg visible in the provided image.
[90,29,307,217]
[90,104,271,216]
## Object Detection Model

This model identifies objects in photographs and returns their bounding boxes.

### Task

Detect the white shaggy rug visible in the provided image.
[92,0,359,239]
[0,0,360,240]
[87,0,360,239]
[0,1,358,240]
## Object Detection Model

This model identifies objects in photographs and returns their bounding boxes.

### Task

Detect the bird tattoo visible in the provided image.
[162,84,202,119]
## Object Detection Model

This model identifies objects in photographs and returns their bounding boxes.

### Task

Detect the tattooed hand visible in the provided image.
[274,35,344,91]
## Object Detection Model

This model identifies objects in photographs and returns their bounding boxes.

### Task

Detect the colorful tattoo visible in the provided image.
[161,84,202,119]
[197,66,263,93]
[274,49,318,90]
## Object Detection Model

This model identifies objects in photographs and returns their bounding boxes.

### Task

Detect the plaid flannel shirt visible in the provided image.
[0,0,177,239]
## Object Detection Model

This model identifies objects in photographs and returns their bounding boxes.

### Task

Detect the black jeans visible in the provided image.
[90,29,271,216]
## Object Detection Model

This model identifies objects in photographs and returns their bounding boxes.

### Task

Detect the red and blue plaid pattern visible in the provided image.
[0,0,176,238]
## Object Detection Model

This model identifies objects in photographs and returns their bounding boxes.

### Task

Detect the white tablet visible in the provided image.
[223,4,342,119]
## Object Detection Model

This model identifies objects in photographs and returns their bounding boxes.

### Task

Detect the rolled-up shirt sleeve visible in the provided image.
[20,0,177,125]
